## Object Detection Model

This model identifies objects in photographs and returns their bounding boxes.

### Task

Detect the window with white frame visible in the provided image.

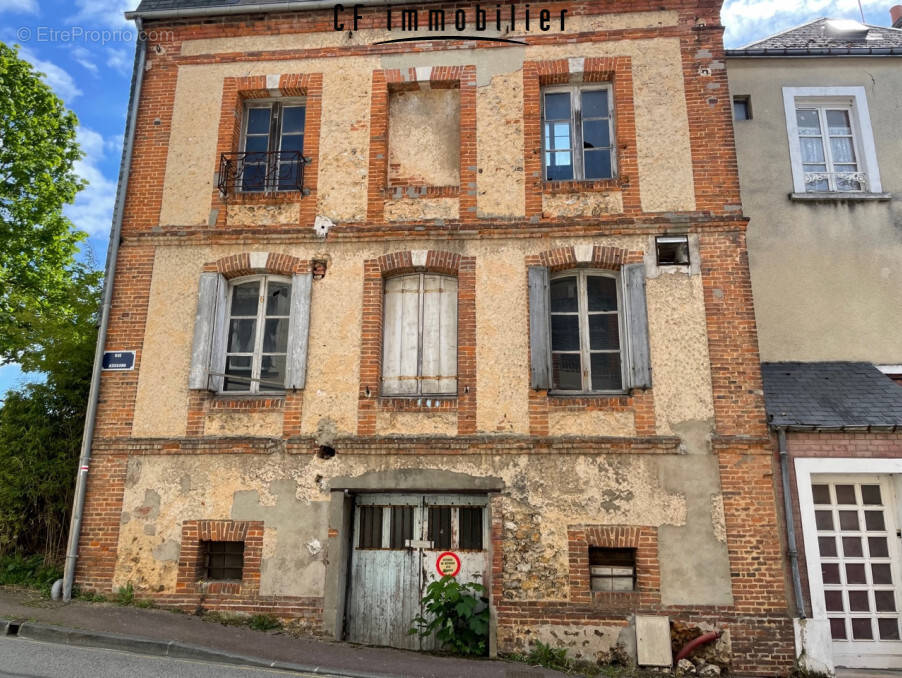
[549,270,624,392]
[783,87,882,195]
[241,100,306,192]
[381,274,457,396]
[223,276,291,392]
[542,84,615,182]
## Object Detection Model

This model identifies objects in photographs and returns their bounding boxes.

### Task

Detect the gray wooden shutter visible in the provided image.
[420,275,458,395]
[528,266,552,390]
[189,272,228,391]
[285,272,313,390]
[382,275,421,395]
[623,263,651,389]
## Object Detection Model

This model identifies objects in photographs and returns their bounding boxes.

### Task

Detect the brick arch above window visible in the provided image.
[377,250,462,277]
[534,245,637,272]
[202,252,311,279]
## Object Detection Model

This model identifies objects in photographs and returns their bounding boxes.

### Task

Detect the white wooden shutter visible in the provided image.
[420,275,458,395]
[285,272,312,390]
[189,272,228,391]
[382,275,421,395]
[528,266,552,390]
[623,263,651,389]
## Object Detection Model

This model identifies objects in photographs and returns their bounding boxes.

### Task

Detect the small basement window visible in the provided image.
[589,547,636,592]
[656,235,690,266]
[733,96,751,121]
[201,541,245,581]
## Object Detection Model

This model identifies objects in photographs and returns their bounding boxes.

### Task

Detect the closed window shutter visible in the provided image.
[421,275,458,395]
[528,266,552,390]
[382,276,420,395]
[623,263,651,389]
[285,272,313,390]
[189,272,227,390]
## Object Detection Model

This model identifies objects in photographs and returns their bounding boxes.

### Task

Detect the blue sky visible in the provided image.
[0,0,898,395]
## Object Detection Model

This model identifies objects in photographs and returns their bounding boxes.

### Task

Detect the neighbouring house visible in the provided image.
[66,0,795,672]
[727,10,902,673]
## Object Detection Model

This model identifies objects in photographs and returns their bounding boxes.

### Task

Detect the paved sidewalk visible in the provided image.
[0,587,563,678]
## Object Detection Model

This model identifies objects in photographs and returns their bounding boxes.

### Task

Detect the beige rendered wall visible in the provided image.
[728,57,902,363]
[158,20,694,226]
[131,236,715,441]
[114,450,732,609]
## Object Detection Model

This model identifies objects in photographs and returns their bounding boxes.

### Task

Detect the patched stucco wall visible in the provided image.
[158,27,694,226]
[728,57,902,363]
[388,87,460,186]
[132,235,715,439]
[113,449,732,608]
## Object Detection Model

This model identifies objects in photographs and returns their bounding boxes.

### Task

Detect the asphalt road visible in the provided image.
[0,637,335,678]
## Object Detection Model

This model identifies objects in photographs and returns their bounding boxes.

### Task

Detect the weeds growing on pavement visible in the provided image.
[115,582,135,606]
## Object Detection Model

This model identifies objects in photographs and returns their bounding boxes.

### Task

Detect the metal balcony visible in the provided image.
[217,150,308,195]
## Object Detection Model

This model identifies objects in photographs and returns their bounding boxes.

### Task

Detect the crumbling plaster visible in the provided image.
[383,197,459,222]
[159,32,693,226]
[132,235,716,440]
[113,451,721,602]
[542,191,624,218]
[226,203,300,226]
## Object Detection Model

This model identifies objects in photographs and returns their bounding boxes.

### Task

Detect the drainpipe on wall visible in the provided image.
[60,18,147,602]
[778,426,806,619]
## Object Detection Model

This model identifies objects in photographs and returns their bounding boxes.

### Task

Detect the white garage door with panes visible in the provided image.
[810,477,902,667]
[346,494,488,649]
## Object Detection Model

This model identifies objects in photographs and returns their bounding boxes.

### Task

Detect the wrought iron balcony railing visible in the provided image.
[218,150,308,195]
[804,171,868,193]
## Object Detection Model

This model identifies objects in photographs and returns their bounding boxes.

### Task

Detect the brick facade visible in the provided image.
[74,0,794,673]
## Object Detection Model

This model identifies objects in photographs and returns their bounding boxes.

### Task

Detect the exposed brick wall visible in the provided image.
[74,455,128,592]
[176,519,263,595]
[357,249,476,434]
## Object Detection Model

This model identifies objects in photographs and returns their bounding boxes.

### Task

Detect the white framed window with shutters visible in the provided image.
[188,265,313,394]
[528,263,650,394]
[381,273,457,396]
[542,84,616,182]
[782,87,882,195]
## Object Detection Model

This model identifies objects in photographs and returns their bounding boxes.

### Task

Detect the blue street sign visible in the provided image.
[101,351,135,371]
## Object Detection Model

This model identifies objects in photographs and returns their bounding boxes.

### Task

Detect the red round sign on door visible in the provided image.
[436,551,461,577]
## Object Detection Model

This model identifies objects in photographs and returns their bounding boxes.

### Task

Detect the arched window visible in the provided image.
[549,269,624,392]
[223,275,291,392]
[381,273,457,396]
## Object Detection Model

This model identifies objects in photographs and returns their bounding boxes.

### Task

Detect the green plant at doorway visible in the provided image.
[409,575,489,656]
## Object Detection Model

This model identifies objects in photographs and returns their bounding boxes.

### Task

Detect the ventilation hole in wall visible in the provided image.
[317,445,336,460]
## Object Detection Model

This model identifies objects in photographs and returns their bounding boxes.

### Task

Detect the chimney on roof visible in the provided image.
[892,5,902,28]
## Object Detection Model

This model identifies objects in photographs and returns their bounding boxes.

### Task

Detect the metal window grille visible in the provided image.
[201,540,245,581]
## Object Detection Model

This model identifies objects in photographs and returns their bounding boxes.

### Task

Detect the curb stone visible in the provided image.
[15,622,397,678]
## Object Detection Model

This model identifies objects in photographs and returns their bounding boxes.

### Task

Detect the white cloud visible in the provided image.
[70,45,99,74]
[17,46,82,101]
[65,127,120,237]
[67,0,133,29]
[0,0,38,14]
[722,0,895,47]
[106,47,132,75]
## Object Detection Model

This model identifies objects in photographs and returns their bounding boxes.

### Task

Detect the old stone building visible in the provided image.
[67,0,793,672]
[727,11,902,673]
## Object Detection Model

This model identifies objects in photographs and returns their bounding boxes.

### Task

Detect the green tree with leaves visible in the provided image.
[0,41,86,367]
[0,265,100,560]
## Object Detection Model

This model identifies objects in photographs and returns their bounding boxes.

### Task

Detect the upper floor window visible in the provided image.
[782,87,882,196]
[549,270,624,392]
[223,276,291,393]
[382,273,457,396]
[543,84,615,182]
[237,100,306,193]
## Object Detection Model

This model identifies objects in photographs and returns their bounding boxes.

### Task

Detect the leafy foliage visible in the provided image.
[116,582,135,606]
[0,553,62,595]
[249,614,282,631]
[0,41,87,366]
[409,575,489,657]
[0,266,100,560]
